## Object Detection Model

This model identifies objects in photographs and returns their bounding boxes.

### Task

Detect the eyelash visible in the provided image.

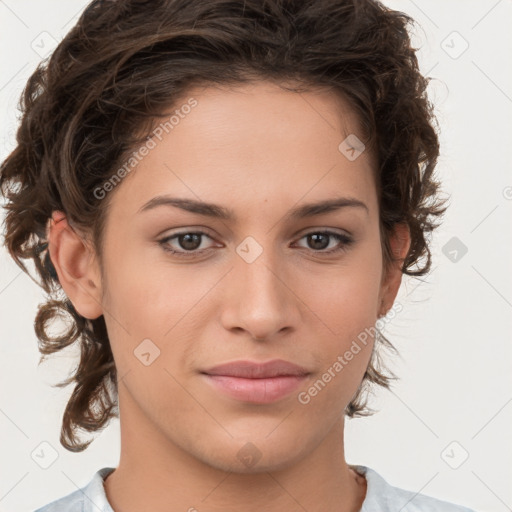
[158,230,354,258]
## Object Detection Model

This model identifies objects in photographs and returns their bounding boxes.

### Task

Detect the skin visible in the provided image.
[48,80,410,512]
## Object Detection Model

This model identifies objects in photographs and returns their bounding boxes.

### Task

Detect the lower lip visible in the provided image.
[203,374,308,404]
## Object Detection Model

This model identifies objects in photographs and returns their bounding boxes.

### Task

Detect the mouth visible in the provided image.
[200,359,310,404]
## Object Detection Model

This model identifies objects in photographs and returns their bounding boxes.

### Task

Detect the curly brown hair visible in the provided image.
[0,0,446,452]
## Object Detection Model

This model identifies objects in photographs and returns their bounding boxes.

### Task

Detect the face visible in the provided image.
[54,80,406,473]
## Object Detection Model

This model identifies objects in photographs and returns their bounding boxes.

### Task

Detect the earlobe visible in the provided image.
[378,222,411,317]
[47,210,103,320]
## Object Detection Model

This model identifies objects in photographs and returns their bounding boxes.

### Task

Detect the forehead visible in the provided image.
[106,80,377,222]
[178,79,367,149]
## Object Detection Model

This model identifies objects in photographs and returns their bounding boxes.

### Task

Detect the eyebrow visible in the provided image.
[137,195,369,220]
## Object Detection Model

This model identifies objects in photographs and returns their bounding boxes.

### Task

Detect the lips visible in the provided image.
[203,359,310,378]
[201,359,310,404]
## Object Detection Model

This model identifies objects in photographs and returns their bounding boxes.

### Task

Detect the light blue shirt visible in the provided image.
[34,465,476,511]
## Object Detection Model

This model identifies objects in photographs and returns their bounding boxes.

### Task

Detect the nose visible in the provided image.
[220,246,301,342]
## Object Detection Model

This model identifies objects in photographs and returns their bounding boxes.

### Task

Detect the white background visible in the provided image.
[0,1,511,511]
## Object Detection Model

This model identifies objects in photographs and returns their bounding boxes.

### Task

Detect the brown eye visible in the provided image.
[176,233,202,251]
[306,233,330,250]
[295,231,354,254]
[159,231,216,257]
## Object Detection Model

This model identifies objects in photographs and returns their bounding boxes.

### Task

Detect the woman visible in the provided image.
[0,0,476,510]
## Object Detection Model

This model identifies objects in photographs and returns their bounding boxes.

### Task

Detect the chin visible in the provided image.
[184,428,314,474]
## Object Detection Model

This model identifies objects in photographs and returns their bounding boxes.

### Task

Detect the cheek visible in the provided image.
[98,246,164,371]
[101,244,189,332]
[295,242,383,339]
[292,238,383,390]
[100,248,220,374]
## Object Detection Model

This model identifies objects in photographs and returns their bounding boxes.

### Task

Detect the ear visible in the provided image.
[47,210,103,320]
[378,222,411,318]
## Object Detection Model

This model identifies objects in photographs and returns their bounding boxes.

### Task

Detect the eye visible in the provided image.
[158,230,217,257]
[294,230,354,254]
[158,229,354,259]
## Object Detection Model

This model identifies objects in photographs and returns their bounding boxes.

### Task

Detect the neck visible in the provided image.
[104,392,366,512]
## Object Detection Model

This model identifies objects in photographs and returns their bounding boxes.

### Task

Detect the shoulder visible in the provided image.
[353,465,477,512]
[33,467,115,512]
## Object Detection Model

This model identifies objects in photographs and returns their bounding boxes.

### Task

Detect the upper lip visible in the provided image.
[202,359,310,378]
